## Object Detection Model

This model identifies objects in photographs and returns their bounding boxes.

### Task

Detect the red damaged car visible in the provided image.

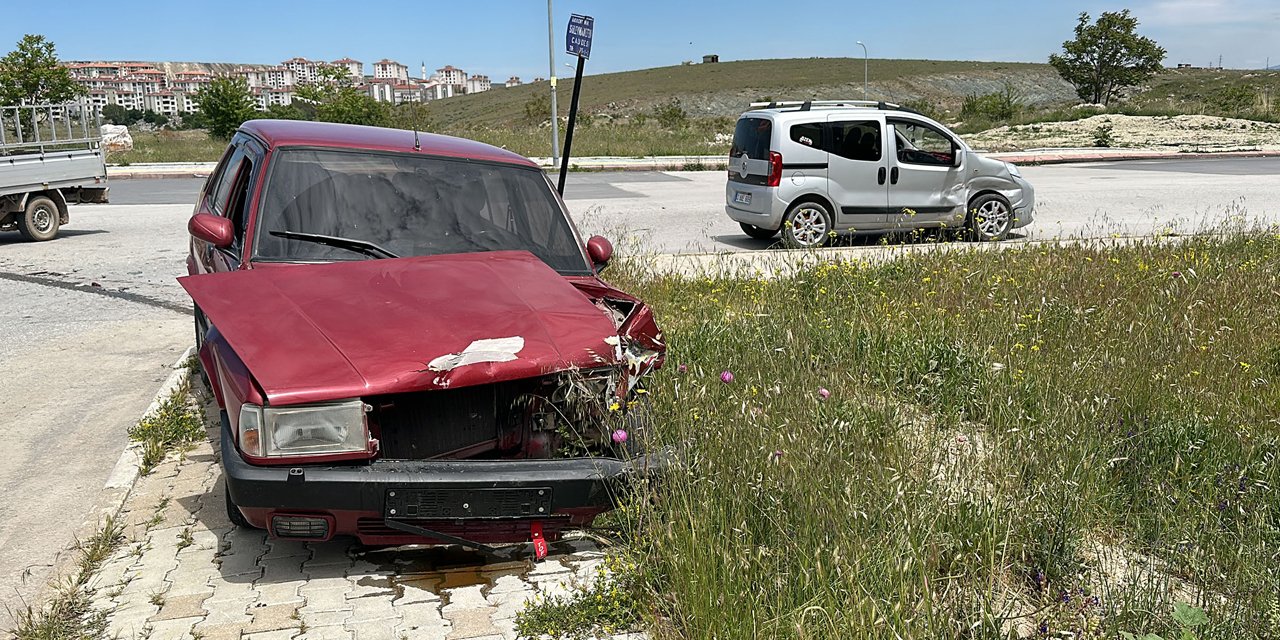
[182,120,664,549]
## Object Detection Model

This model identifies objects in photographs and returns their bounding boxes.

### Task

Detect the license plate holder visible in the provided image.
[385,487,552,519]
[734,191,752,205]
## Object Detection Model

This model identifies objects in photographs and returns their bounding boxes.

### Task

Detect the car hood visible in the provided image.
[180,251,619,406]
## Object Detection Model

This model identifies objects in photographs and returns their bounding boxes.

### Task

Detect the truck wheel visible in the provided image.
[18,196,60,241]
[225,485,253,529]
[739,222,779,240]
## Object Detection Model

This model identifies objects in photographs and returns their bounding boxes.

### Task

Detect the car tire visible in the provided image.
[17,196,59,242]
[739,222,779,240]
[225,485,253,529]
[967,194,1013,241]
[780,201,834,249]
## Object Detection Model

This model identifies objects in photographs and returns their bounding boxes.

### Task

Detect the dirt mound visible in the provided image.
[964,114,1280,152]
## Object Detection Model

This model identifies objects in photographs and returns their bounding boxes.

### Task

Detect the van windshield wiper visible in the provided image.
[269,230,399,260]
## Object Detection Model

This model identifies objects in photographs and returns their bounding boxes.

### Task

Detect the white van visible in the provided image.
[725,100,1034,247]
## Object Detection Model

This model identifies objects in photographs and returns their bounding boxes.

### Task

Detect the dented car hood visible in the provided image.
[180,251,620,406]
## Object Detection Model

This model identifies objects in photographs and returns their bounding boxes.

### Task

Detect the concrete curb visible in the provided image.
[33,346,197,609]
[105,148,1280,179]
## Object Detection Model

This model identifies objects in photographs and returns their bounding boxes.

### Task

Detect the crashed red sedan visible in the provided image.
[182,120,664,548]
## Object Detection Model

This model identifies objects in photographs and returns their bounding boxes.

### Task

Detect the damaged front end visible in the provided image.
[185,252,666,548]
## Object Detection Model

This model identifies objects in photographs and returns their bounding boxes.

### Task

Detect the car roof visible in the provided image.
[239,119,538,168]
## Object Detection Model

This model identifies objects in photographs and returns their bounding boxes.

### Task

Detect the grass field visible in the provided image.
[107,129,225,164]
[582,233,1280,639]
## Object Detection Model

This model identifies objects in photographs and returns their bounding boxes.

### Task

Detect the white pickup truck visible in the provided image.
[0,101,109,241]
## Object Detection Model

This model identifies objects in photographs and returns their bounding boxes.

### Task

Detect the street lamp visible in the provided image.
[856,41,868,99]
[547,0,560,164]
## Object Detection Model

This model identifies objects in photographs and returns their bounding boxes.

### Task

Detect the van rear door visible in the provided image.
[726,116,774,216]
[824,116,889,229]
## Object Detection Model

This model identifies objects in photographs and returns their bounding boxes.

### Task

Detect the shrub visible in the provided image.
[961,82,1025,122]
[652,98,688,129]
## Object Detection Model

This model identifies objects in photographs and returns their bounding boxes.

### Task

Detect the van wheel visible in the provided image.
[781,201,833,248]
[17,196,60,241]
[967,194,1013,241]
[739,222,779,240]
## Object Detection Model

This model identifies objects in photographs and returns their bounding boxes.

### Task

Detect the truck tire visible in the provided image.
[17,196,60,241]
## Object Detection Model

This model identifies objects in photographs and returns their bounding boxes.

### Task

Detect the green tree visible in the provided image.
[195,76,257,139]
[1049,11,1166,106]
[295,65,389,127]
[0,34,84,105]
[389,102,435,132]
[264,103,310,121]
[100,103,132,125]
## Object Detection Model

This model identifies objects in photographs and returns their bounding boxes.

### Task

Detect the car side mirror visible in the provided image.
[189,213,234,249]
[586,235,613,270]
[953,147,964,167]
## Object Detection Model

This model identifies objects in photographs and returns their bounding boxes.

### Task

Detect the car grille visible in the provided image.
[372,382,522,460]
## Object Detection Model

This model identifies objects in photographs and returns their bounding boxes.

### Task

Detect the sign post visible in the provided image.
[557,13,593,195]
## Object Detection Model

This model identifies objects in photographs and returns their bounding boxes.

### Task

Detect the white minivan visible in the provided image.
[725,100,1034,247]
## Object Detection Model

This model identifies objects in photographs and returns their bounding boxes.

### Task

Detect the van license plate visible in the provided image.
[734,192,752,205]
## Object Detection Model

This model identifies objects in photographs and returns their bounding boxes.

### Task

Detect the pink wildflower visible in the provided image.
[720,370,734,384]
[611,429,628,444]
[818,387,831,400]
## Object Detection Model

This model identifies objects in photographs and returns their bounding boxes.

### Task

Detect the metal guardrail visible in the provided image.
[0,101,102,154]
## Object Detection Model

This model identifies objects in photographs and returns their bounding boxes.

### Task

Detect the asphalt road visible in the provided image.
[0,156,1277,620]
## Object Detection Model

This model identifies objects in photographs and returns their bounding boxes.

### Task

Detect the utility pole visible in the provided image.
[547,0,560,165]
[856,41,868,99]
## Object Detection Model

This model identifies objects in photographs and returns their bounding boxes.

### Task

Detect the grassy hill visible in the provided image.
[424,57,1074,128]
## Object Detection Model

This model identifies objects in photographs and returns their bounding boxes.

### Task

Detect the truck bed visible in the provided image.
[0,148,108,197]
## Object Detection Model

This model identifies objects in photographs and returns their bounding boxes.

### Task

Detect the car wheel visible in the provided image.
[17,196,59,242]
[781,201,833,248]
[739,222,779,240]
[967,194,1013,241]
[225,485,252,529]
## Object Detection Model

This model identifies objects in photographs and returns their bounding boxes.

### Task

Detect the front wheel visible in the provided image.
[739,222,780,240]
[225,485,253,529]
[18,196,59,241]
[781,201,834,249]
[967,194,1013,241]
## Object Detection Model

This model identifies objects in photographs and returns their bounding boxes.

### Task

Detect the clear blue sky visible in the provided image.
[6,0,1278,78]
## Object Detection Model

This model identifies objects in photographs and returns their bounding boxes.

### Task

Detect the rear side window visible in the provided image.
[790,123,823,149]
[827,120,882,162]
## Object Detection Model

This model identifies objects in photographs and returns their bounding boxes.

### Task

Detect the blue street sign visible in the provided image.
[566,14,594,59]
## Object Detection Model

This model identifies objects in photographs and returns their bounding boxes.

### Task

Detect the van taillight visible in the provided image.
[767,151,783,187]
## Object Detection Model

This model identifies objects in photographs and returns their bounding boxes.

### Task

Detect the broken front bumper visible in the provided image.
[219,414,662,545]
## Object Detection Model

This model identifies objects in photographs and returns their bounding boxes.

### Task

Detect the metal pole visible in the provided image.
[558,56,585,195]
[856,41,868,99]
[547,0,560,165]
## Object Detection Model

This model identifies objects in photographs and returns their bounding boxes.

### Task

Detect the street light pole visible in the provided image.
[547,0,560,164]
[856,41,868,99]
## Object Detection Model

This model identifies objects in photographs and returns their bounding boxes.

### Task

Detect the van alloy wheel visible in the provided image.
[783,202,833,248]
[968,194,1012,241]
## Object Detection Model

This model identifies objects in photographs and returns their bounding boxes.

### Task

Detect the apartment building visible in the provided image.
[282,57,320,84]
[465,74,491,94]
[505,76,522,87]
[373,59,409,82]
[332,57,364,82]
[433,65,467,86]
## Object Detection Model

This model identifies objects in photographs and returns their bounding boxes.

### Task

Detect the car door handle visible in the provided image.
[877,167,886,185]
[890,167,900,184]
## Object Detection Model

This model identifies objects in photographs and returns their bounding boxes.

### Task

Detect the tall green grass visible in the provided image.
[608,234,1280,639]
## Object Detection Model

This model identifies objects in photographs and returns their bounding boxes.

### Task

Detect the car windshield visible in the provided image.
[253,148,590,274]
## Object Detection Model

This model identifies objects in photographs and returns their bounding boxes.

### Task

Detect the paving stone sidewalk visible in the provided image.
[86,389,644,640]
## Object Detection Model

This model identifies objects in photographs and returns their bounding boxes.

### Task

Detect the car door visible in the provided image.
[824,115,889,230]
[886,118,966,228]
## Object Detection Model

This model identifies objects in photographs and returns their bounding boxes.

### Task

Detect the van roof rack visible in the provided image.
[748,100,923,116]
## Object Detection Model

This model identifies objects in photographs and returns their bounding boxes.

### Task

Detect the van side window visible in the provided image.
[826,121,881,162]
[891,120,956,166]
[790,123,823,149]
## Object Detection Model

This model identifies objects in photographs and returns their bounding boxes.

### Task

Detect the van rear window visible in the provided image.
[730,118,771,160]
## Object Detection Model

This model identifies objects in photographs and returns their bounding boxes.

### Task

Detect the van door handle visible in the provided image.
[877,167,886,185]
[890,167,900,184]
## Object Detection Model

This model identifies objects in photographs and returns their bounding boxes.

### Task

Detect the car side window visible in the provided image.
[790,123,823,149]
[223,157,255,251]
[210,147,247,215]
[825,120,881,162]
[891,120,956,166]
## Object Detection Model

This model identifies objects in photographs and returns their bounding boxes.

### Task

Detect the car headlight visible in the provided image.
[1006,162,1022,178]
[239,400,368,458]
